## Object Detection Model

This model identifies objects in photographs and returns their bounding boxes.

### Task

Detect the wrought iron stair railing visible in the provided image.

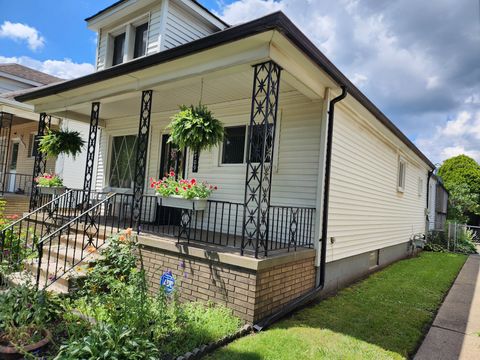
[0,189,84,278]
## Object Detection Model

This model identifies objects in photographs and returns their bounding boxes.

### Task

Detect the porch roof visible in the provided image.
[15,11,434,169]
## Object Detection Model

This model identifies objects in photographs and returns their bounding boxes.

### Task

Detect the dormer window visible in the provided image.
[133,23,148,58]
[112,32,126,66]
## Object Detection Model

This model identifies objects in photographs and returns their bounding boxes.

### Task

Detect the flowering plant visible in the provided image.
[35,173,63,187]
[150,171,217,200]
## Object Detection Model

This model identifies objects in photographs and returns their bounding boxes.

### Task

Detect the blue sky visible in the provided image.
[0,0,479,164]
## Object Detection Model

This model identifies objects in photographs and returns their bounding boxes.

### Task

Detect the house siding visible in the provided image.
[326,104,428,262]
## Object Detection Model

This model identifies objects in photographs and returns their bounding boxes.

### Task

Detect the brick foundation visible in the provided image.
[138,235,316,323]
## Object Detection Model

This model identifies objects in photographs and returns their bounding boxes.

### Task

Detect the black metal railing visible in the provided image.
[1,186,315,288]
[1,173,33,195]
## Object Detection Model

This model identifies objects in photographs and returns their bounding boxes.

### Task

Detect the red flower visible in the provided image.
[170,171,175,177]
[214,186,218,190]
[190,178,196,185]
[182,186,187,191]
[175,187,179,192]
[188,184,192,189]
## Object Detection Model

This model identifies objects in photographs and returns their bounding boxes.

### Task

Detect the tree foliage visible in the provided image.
[438,155,480,222]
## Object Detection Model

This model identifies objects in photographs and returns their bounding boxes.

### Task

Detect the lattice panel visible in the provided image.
[131,90,153,229]
[0,112,13,194]
[242,61,282,257]
[82,102,100,209]
[30,113,51,210]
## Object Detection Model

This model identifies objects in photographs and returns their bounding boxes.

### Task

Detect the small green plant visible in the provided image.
[150,171,217,199]
[167,104,224,152]
[35,173,64,187]
[39,128,85,158]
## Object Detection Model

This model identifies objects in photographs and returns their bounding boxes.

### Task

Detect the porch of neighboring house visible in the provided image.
[5,31,340,320]
[0,111,57,216]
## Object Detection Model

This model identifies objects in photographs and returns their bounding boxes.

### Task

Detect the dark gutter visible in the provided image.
[16,11,434,169]
[85,0,230,27]
[254,86,348,331]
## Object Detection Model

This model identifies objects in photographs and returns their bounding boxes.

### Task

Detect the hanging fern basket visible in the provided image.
[167,104,224,172]
[38,128,85,159]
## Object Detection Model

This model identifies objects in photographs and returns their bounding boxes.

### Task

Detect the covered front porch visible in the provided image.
[20,28,335,259]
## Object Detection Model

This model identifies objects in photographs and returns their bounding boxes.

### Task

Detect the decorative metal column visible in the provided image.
[242,61,282,257]
[82,102,100,210]
[30,113,51,210]
[131,90,153,230]
[0,112,13,194]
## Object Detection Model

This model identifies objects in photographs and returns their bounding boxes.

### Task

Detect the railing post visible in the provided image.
[30,113,51,211]
[0,112,13,195]
[82,102,100,210]
[242,61,282,258]
[131,90,153,231]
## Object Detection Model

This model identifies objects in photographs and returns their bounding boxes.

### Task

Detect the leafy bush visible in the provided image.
[425,227,477,254]
[35,173,64,187]
[151,171,217,199]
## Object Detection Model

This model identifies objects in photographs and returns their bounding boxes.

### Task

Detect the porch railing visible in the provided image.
[1,173,33,195]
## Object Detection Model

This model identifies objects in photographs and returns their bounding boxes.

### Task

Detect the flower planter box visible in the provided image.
[157,195,207,211]
[38,186,66,195]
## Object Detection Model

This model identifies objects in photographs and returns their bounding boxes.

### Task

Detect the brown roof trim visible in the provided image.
[17,11,434,169]
[85,0,229,27]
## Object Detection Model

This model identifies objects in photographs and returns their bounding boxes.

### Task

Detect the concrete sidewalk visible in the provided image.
[415,255,480,360]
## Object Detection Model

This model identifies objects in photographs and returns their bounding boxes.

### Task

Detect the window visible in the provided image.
[133,23,148,58]
[369,250,380,269]
[109,135,137,188]
[221,125,274,164]
[222,126,246,164]
[112,32,126,66]
[397,157,406,192]
[27,133,39,158]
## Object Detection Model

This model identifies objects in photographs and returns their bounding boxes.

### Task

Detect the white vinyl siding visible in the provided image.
[327,104,428,262]
[162,1,216,50]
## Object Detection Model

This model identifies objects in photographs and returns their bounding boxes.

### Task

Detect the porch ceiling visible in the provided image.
[58,68,299,122]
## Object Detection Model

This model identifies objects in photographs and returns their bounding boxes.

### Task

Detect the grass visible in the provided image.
[207,252,467,360]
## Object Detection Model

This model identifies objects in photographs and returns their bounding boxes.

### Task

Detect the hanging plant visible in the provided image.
[167,104,224,152]
[38,128,85,158]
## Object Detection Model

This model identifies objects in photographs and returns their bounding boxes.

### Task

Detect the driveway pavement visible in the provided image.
[415,255,480,360]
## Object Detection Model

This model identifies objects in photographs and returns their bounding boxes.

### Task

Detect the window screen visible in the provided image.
[397,158,406,192]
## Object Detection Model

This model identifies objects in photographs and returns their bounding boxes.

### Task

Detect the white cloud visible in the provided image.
[465,93,480,104]
[351,73,368,87]
[0,56,94,79]
[441,111,471,137]
[0,21,45,51]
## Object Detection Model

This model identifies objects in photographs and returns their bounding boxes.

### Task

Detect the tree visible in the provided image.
[438,155,480,223]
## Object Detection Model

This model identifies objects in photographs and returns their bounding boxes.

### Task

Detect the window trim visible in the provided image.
[418,177,424,197]
[397,156,407,193]
[219,124,249,166]
[107,133,139,191]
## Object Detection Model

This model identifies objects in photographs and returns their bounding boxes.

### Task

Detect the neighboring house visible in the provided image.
[0,64,62,214]
[14,1,435,323]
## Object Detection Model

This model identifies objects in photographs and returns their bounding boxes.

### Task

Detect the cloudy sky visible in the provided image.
[0,0,478,165]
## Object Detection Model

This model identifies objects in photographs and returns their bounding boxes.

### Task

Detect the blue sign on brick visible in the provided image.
[160,271,175,294]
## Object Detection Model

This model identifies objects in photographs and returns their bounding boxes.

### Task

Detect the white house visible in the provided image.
[12,0,435,323]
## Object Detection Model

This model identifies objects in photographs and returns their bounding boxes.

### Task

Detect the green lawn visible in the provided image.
[207,252,467,360]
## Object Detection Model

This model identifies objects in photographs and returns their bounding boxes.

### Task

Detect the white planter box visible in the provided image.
[156,195,208,211]
[38,186,66,195]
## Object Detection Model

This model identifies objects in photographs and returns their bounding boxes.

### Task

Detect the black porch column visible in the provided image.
[131,90,153,231]
[0,112,13,194]
[242,61,282,257]
[30,113,51,210]
[82,102,100,210]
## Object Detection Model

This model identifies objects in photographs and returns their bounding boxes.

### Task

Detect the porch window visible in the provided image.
[27,133,40,158]
[112,32,126,66]
[397,157,406,192]
[133,23,148,59]
[221,125,273,164]
[109,135,137,188]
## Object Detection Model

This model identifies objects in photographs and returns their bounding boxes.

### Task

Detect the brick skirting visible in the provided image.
[138,236,316,323]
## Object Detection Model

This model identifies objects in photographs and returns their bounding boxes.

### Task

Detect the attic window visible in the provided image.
[133,23,148,58]
[112,32,126,66]
[397,157,407,192]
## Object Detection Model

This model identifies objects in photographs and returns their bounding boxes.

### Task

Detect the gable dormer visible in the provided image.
[86,0,228,71]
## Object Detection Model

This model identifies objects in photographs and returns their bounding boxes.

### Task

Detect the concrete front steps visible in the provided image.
[7,232,107,294]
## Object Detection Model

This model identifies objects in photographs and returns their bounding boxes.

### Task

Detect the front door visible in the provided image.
[156,134,186,225]
[8,141,19,192]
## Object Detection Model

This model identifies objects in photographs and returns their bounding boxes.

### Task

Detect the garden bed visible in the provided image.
[0,230,243,359]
